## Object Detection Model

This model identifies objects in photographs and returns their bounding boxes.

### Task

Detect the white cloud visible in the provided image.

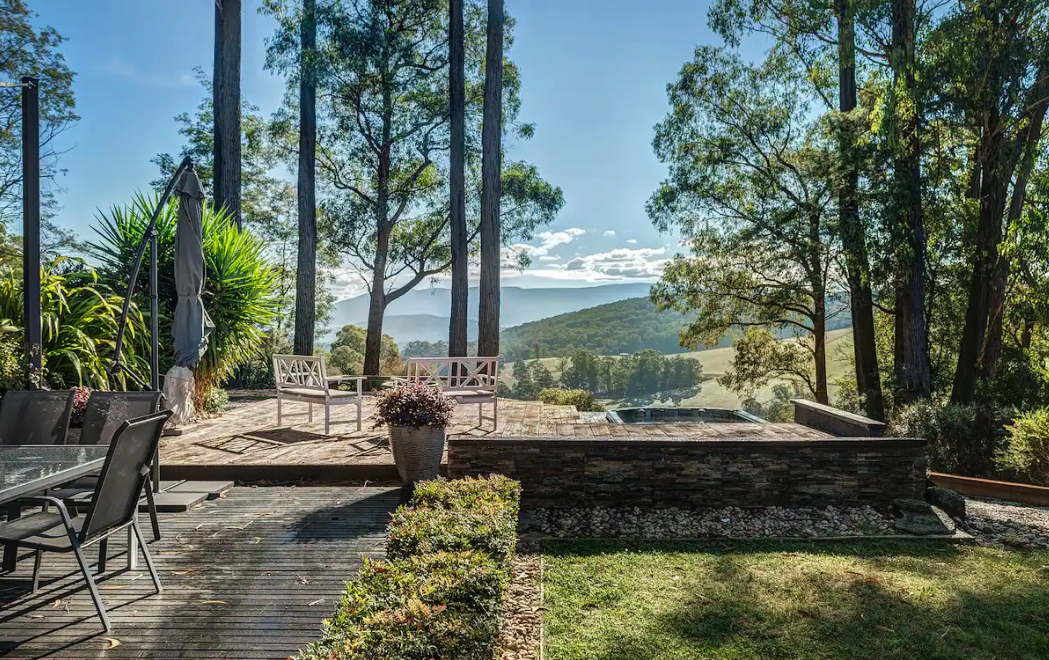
[525,247,668,282]
[603,230,616,237]
[538,255,559,262]
[626,239,638,244]
[505,227,586,260]
[103,56,194,88]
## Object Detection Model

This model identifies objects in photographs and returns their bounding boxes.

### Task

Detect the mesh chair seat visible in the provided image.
[0,511,85,551]
[0,391,75,446]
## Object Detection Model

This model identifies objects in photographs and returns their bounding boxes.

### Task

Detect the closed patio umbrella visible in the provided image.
[164,166,212,427]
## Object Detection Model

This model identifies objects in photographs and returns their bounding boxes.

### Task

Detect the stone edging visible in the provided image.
[536,530,975,545]
[448,435,925,449]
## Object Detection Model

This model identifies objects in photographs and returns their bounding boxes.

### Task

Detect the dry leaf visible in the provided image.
[297,575,310,585]
[200,600,227,605]
[253,537,261,545]
[308,598,325,607]
[867,578,880,584]
[104,637,122,649]
[101,585,127,590]
[50,599,62,607]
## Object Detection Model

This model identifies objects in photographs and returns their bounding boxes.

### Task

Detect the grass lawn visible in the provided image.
[543,540,1049,660]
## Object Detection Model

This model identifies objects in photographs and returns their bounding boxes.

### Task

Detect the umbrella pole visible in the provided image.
[150,228,161,493]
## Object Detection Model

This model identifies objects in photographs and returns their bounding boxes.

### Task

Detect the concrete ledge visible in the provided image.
[538,530,975,545]
[160,463,406,484]
[792,399,886,437]
[930,472,1049,507]
[449,435,924,450]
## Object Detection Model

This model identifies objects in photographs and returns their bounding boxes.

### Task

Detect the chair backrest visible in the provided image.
[80,410,172,541]
[273,354,330,393]
[79,391,163,446]
[406,357,500,390]
[0,390,75,446]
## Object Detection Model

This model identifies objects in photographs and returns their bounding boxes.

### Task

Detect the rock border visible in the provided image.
[498,554,543,660]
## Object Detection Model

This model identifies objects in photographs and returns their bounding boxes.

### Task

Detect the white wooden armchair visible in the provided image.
[397,357,500,429]
[272,355,364,435]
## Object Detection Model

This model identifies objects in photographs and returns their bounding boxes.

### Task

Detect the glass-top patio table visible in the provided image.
[1,445,108,572]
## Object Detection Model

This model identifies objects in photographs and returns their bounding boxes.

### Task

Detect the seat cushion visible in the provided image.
[0,511,82,551]
[279,387,329,399]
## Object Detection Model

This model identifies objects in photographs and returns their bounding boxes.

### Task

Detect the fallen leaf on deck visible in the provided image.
[104,638,122,649]
[308,598,324,606]
[50,599,62,607]
[101,586,127,590]
[200,600,227,605]
[172,570,196,575]
[253,537,261,545]
[297,575,310,585]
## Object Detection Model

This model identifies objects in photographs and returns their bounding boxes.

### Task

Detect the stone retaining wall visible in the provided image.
[447,436,926,508]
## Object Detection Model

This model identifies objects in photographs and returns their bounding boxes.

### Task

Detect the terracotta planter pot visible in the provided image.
[388,425,446,483]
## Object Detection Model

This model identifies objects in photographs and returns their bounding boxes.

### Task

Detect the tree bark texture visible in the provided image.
[448,0,469,357]
[364,72,394,377]
[836,0,884,419]
[477,0,504,358]
[890,0,931,403]
[293,0,318,357]
[213,0,242,229]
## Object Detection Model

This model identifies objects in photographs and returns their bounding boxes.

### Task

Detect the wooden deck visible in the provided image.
[158,395,830,469]
[0,486,403,659]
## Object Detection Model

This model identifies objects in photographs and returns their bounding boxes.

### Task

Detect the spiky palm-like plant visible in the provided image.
[0,258,151,389]
[89,192,279,395]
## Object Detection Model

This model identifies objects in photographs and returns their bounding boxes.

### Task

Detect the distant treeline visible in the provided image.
[509,348,704,401]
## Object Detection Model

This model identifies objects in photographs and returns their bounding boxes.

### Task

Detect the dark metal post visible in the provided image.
[150,230,160,491]
[21,77,41,384]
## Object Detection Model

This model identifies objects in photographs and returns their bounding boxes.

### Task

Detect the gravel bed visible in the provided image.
[957,497,1049,549]
[527,505,895,539]
[498,555,542,660]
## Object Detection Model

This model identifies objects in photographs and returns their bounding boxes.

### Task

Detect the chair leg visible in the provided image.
[70,537,111,632]
[324,404,330,436]
[277,394,282,427]
[493,399,498,429]
[478,403,483,428]
[144,484,162,541]
[309,402,313,423]
[31,550,42,593]
[97,538,108,574]
[356,398,362,432]
[133,520,163,595]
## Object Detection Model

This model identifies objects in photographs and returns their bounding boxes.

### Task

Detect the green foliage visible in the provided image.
[889,400,1005,477]
[998,408,1049,486]
[0,335,24,392]
[741,382,803,423]
[539,389,604,413]
[297,552,506,660]
[0,0,79,238]
[298,476,521,660]
[502,298,695,361]
[88,193,279,392]
[721,328,817,401]
[202,388,229,414]
[0,259,150,389]
[330,324,402,375]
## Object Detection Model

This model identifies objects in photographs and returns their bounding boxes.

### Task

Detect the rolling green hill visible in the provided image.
[499,297,720,361]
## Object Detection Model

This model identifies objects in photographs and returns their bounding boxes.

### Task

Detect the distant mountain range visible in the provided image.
[327,283,653,344]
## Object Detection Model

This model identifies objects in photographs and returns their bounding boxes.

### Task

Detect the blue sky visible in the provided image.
[35,0,733,295]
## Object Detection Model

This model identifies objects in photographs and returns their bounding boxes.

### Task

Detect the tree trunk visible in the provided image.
[978,64,1049,383]
[448,0,468,358]
[890,0,931,404]
[813,294,829,405]
[293,0,317,357]
[836,0,884,419]
[213,0,242,229]
[477,0,504,358]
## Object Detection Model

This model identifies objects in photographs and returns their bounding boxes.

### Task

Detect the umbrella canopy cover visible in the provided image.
[171,167,213,368]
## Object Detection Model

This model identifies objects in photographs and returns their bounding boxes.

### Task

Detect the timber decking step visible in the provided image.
[166,480,235,499]
[141,490,209,513]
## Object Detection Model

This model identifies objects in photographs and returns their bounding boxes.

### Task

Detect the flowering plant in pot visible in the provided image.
[373,382,456,483]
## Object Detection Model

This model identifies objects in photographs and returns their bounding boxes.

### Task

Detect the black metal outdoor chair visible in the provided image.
[0,410,171,632]
[0,390,75,446]
[50,391,165,541]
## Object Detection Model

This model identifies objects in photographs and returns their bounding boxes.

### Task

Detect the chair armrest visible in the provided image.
[19,495,77,524]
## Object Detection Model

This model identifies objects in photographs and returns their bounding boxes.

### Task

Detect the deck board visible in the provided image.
[0,486,403,659]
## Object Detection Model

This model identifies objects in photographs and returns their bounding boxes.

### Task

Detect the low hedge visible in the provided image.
[539,388,605,412]
[298,476,521,660]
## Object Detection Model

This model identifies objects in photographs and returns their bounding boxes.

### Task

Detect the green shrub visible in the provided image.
[997,408,1049,486]
[539,388,604,412]
[298,476,522,660]
[386,504,518,568]
[410,475,521,512]
[203,388,229,414]
[889,400,1005,477]
[298,552,506,660]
